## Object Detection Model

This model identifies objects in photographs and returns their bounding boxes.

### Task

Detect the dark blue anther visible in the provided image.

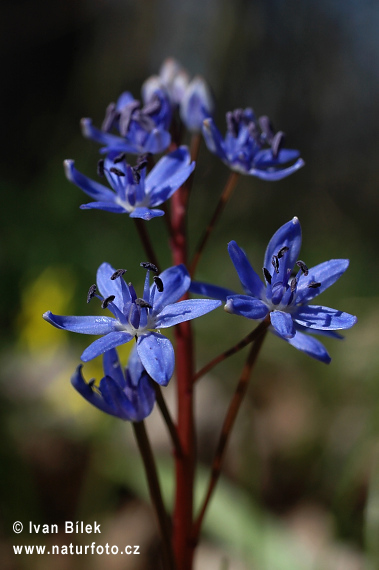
[87,284,97,303]
[153,276,164,292]
[102,295,115,309]
[140,262,158,273]
[110,269,127,280]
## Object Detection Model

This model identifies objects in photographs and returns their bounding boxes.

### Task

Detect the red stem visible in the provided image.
[169,134,201,570]
[171,182,196,570]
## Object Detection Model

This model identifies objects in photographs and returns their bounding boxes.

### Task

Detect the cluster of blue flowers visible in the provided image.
[44,58,356,422]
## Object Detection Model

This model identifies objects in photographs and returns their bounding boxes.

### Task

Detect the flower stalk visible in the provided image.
[171,177,196,569]
[190,171,240,276]
[193,318,269,543]
[132,421,175,570]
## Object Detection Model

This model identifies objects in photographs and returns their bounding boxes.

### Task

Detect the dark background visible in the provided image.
[1,1,378,568]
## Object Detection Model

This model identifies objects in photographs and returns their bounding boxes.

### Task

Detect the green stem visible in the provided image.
[192,319,269,543]
[132,421,175,570]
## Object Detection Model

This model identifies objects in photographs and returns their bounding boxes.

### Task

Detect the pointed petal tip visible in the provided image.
[63,159,74,180]
[80,117,92,137]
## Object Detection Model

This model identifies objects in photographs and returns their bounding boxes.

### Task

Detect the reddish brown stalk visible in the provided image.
[133,218,160,272]
[190,170,240,277]
[193,323,267,383]
[192,319,269,543]
[155,385,183,458]
[132,421,175,570]
[169,133,202,570]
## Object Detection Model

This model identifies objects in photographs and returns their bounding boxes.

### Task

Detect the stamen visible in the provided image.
[140,261,159,273]
[101,102,117,132]
[88,378,96,388]
[110,269,127,280]
[258,115,275,142]
[153,276,164,292]
[131,167,142,184]
[97,159,105,177]
[113,152,126,164]
[263,268,272,284]
[277,245,289,259]
[136,153,151,167]
[102,295,115,309]
[135,298,152,309]
[109,167,125,177]
[271,255,279,274]
[308,281,321,289]
[271,131,285,159]
[119,100,141,136]
[141,96,161,115]
[226,111,239,137]
[290,278,297,292]
[87,284,97,303]
[296,260,309,275]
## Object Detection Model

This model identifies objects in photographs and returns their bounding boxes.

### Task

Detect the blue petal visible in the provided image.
[80,118,138,153]
[263,217,302,277]
[129,207,164,220]
[253,148,300,167]
[227,241,265,298]
[180,76,214,132]
[71,365,114,414]
[103,348,125,388]
[115,91,136,111]
[137,333,175,386]
[43,311,117,334]
[81,331,133,362]
[133,375,156,420]
[202,118,227,161]
[224,295,269,320]
[143,128,171,154]
[96,262,131,312]
[147,148,195,206]
[189,280,237,302]
[295,259,350,304]
[293,305,357,331]
[80,202,126,213]
[146,146,191,190]
[99,376,137,420]
[151,264,191,313]
[127,344,147,387]
[64,160,115,202]
[155,299,221,328]
[283,331,331,364]
[270,310,295,338]
[248,158,305,181]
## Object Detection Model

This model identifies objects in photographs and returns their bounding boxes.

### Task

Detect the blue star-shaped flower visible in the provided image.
[191,217,357,363]
[44,263,221,385]
[71,346,156,422]
[81,88,172,155]
[202,109,304,180]
[64,146,195,220]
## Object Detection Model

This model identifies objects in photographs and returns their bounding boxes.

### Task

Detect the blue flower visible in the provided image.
[142,58,214,132]
[191,217,357,363]
[44,263,221,385]
[202,109,304,180]
[81,89,172,155]
[64,146,195,220]
[71,347,155,421]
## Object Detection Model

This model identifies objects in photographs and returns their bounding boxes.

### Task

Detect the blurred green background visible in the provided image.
[1,0,379,568]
